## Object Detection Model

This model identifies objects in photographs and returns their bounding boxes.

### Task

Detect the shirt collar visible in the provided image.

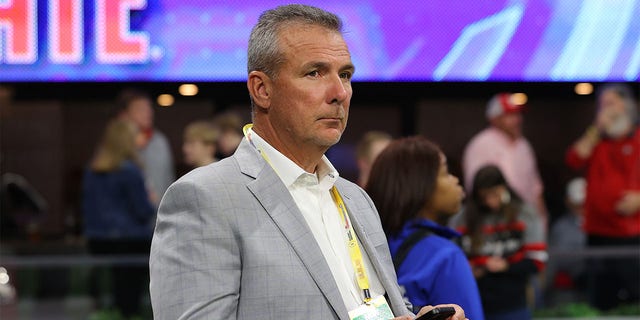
[246,127,339,189]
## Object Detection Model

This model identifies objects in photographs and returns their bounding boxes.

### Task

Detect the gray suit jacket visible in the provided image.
[150,139,411,319]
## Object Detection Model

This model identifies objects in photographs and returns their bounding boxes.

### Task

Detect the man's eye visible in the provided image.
[340,72,352,80]
[307,70,319,77]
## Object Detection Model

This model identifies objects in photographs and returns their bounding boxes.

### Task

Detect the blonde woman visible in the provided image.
[82,119,155,317]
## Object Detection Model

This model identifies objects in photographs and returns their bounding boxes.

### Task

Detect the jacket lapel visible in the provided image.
[336,182,409,316]
[236,139,350,319]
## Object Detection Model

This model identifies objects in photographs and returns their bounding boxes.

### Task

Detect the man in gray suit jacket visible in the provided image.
[150,4,466,320]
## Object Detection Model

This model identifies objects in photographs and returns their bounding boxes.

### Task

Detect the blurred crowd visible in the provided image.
[360,83,639,319]
[1,83,638,319]
[79,89,247,316]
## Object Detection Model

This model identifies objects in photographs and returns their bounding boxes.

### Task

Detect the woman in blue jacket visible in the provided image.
[366,135,484,320]
[83,119,156,317]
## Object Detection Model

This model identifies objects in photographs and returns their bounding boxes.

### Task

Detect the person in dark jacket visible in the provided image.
[83,119,155,317]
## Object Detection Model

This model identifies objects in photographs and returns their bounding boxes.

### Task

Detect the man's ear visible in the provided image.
[247,71,272,111]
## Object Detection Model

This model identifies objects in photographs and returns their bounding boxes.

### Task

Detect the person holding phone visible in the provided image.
[366,136,484,320]
[149,4,466,320]
[449,165,547,320]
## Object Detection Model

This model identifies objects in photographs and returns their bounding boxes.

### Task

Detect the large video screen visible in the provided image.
[1,0,639,82]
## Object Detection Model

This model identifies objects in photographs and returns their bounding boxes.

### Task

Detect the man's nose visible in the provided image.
[327,75,348,105]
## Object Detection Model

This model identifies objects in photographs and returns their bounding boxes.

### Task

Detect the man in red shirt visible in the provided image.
[566,83,640,311]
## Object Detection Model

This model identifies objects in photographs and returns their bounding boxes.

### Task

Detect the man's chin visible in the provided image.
[315,133,342,148]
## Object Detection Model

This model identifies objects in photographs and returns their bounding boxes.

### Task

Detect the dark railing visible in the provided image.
[1,255,149,267]
[0,246,638,319]
[2,246,638,267]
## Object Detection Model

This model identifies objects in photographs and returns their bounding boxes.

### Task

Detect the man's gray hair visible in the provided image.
[247,4,343,79]
[597,83,639,124]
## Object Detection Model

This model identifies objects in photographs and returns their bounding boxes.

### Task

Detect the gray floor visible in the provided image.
[1,296,152,320]
[2,298,94,320]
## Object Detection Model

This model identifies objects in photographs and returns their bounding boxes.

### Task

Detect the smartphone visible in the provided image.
[414,306,456,320]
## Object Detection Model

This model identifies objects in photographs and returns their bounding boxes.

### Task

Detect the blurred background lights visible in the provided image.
[0,267,9,285]
[575,82,594,95]
[511,92,528,105]
[157,94,175,107]
[179,84,199,96]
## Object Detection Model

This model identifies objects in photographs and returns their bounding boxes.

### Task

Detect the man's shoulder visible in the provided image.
[464,128,497,150]
[152,128,168,138]
[143,130,172,154]
[517,135,535,150]
[335,176,360,188]
[335,177,368,198]
[475,127,506,142]
[335,178,380,214]
[149,129,170,144]
[171,156,245,191]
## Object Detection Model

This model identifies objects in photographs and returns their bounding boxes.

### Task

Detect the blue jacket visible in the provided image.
[82,160,155,239]
[388,218,485,320]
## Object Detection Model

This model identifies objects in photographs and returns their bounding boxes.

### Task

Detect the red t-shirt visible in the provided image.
[566,127,640,237]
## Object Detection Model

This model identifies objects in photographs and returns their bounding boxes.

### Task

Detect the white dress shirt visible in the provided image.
[246,128,385,311]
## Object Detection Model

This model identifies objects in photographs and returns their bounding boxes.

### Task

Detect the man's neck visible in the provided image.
[491,126,520,143]
[252,124,326,173]
[506,134,519,143]
[606,127,635,141]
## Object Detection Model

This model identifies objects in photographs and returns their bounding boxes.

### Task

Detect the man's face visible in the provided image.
[599,89,627,115]
[266,24,354,150]
[493,112,522,139]
[597,90,632,138]
[126,98,154,130]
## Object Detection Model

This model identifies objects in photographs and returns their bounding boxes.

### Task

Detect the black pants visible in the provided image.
[88,239,150,317]
[586,235,640,311]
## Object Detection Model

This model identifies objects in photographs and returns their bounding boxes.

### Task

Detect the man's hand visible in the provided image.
[573,126,600,159]
[596,107,617,132]
[415,304,467,320]
[616,191,640,216]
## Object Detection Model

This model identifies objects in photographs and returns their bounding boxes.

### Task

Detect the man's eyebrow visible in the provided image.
[302,61,329,70]
[342,63,355,73]
[301,61,355,72]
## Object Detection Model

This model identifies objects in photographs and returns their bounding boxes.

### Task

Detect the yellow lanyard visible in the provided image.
[243,123,372,304]
[243,124,274,166]
[330,186,372,304]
